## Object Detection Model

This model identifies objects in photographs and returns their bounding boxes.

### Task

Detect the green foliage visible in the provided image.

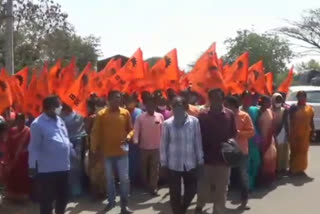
[223,30,294,74]
[0,0,100,71]
[296,59,320,72]
[145,57,161,67]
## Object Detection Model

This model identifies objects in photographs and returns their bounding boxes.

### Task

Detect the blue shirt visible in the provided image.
[28,113,72,173]
[131,107,143,124]
[61,111,86,140]
[160,115,204,172]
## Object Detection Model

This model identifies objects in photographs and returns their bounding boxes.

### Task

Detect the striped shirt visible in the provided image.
[160,115,204,172]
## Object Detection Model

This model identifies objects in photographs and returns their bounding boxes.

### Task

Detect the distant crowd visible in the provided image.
[0,88,314,214]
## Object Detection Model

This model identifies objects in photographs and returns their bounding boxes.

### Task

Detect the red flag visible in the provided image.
[0,69,13,114]
[61,63,92,116]
[48,60,62,94]
[278,67,294,94]
[265,72,274,95]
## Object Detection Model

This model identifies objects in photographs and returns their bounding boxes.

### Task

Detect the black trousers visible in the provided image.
[168,168,197,214]
[37,171,69,214]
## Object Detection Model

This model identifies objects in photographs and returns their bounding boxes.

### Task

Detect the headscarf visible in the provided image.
[271,92,283,105]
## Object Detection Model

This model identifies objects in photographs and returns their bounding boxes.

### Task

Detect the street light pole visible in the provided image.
[5,0,14,75]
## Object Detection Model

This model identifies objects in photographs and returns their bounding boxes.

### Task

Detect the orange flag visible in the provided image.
[58,58,77,97]
[13,67,29,90]
[248,61,264,86]
[248,61,267,94]
[37,64,50,96]
[265,72,274,95]
[148,49,180,90]
[89,71,106,96]
[110,48,144,88]
[100,58,122,78]
[48,60,62,94]
[0,69,13,114]
[187,43,226,99]
[24,72,39,116]
[61,63,92,116]
[278,67,294,94]
[225,52,249,83]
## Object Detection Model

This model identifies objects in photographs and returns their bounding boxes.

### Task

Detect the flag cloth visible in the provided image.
[248,61,267,95]
[48,60,62,94]
[226,52,249,83]
[187,43,226,99]
[58,58,77,97]
[0,69,13,114]
[110,48,144,87]
[265,72,274,95]
[100,58,122,78]
[278,67,294,94]
[61,63,92,116]
[13,67,29,90]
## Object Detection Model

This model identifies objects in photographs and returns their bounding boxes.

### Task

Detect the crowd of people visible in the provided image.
[0,88,315,214]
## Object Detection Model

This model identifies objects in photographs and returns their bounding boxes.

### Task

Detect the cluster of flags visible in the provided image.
[0,43,294,117]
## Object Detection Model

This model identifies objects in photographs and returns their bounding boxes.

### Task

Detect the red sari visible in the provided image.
[3,126,31,196]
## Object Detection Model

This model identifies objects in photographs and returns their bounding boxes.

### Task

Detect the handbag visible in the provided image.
[221,138,244,167]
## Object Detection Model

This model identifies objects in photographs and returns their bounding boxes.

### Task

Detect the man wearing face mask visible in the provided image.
[160,96,204,214]
[28,95,73,214]
[195,89,237,214]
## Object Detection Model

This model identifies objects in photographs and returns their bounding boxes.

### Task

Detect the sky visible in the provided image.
[57,0,320,71]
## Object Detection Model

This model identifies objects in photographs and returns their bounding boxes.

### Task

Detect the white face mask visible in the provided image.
[274,103,282,108]
[158,105,167,111]
[54,105,63,115]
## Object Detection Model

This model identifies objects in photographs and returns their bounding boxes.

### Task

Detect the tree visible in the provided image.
[296,59,320,72]
[279,9,320,55]
[0,0,100,71]
[223,30,294,76]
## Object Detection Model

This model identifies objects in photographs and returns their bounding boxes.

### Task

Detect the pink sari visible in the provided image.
[258,109,277,185]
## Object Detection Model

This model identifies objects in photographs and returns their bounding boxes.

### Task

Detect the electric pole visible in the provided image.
[5,0,14,75]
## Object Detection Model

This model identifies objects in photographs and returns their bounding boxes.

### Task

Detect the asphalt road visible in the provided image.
[1,145,319,214]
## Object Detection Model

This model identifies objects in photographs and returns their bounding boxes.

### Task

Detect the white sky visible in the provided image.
[57,0,320,70]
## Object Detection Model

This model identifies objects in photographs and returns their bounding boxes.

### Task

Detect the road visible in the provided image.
[1,145,319,214]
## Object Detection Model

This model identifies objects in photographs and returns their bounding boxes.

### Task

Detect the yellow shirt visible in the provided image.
[91,107,133,157]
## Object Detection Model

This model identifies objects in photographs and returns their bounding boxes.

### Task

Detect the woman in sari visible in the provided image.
[271,93,289,175]
[257,96,277,185]
[241,91,261,190]
[85,98,106,199]
[289,91,314,175]
[3,113,31,200]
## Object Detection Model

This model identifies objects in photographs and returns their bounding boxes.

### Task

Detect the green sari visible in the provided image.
[247,106,262,190]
